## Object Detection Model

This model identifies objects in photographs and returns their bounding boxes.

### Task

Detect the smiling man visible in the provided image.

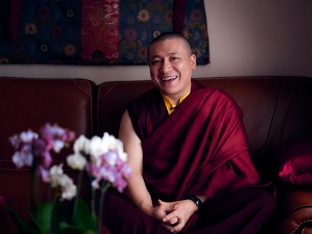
[148,32,195,106]
[102,32,276,234]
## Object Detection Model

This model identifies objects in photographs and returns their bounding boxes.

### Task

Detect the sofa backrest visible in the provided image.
[96,76,312,169]
[0,77,94,218]
[96,80,154,137]
[1,75,311,218]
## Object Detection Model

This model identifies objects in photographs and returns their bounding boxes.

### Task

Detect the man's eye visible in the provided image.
[152,60,160,64]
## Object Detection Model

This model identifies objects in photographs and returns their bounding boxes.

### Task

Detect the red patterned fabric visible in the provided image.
[10,0,22,41]
[81,0,119,61]
[172,0,186,33]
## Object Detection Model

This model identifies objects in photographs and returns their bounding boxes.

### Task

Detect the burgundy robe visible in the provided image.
[127,80,260,201]
[102,80,275,234]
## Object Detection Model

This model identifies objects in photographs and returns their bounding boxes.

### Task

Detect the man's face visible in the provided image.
[148,38,196,102]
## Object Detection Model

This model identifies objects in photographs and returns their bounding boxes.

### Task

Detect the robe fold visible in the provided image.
[127,80,260,201]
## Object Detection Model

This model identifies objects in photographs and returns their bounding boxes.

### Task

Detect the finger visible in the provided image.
[162,220,179,232]
[158,199,165,204]
[158,199,178,212]
[162,223,182,234]
[162,211,178,222]
[168,216,179,225]
[163,216,178,226]
[168,221,185,233]
[162,223,173,231]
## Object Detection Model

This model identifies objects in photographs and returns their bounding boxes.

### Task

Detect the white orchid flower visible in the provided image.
[118,151,128,161]
[67,153,87,170]
[73,135,90,154]
[48,164,77,200]
[102,132,119,150]
[59,174,77,200]
[49,164,64,187]
[89,135,108,158]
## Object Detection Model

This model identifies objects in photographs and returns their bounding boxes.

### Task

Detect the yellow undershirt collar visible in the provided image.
[162,91,190,115]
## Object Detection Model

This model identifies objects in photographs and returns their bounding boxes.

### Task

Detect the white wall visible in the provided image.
[308,1,312,75]
[206,0,311,78]
[0,0,311,84]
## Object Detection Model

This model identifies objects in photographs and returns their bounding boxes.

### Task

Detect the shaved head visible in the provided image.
[148,32,193,63]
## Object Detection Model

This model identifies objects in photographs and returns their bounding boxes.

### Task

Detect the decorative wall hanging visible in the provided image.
[0,0,209,65]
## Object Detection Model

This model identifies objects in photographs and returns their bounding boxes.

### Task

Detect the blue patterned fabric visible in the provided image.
[119,0,174,64]
[0,0,209,65]
[0,0,81,64]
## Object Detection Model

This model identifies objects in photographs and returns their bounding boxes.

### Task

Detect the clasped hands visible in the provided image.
[151,199,198,233]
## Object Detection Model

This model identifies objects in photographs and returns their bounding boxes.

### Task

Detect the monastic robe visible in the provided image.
[102,80,275,234]
[127,80,260,201]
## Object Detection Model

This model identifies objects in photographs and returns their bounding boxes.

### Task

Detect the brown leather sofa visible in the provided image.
[0,76,312,233]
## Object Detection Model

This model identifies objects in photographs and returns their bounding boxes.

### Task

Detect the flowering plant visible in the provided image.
[8,123,131,234]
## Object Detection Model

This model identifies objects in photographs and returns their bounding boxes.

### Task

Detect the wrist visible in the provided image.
[140,203,153,215]
[186,195,203,210]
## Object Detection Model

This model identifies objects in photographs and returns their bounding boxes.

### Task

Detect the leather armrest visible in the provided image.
[278,190,312,234]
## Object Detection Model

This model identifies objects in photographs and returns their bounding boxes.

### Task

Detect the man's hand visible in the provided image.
[144,199,178,221]
[158,199,198,233]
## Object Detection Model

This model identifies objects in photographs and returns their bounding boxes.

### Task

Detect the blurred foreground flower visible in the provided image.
[8,123,131,234]
[67,133,132,233]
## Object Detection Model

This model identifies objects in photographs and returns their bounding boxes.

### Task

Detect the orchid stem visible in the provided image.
[98,182,110,234]
[29,171,34,215]
[91,186,96,216]
[72,170,83,225]
[36,170,41,205]
[33,167,40,209]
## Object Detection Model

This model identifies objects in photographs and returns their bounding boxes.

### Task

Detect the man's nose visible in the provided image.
[161,59,172,73]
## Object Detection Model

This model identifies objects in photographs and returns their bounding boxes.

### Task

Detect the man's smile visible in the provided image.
[162,75,178,81]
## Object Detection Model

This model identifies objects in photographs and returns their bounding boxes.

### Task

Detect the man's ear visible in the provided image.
[190,54,197,69]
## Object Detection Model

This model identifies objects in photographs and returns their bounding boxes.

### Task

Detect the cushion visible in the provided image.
[277,141,312,185]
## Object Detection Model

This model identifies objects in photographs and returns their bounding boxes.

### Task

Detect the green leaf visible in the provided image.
[33,202,54,233]
[51,200,73,233]
[6,206,36,234]
[75,198,97,231]
[59,221,96,234]
[82,230,97,234]
[56,199,97,233]
[7,199,98,234]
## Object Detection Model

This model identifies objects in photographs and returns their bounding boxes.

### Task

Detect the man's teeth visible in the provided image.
[162,76,177,81]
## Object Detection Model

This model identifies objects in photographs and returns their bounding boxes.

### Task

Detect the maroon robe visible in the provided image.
[102,80,276,234]
[127,80,260,200]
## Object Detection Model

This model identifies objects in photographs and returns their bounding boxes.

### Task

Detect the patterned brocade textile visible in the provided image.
[81,0,120,63]
[0,0,209,65]
[118,0,174,64]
